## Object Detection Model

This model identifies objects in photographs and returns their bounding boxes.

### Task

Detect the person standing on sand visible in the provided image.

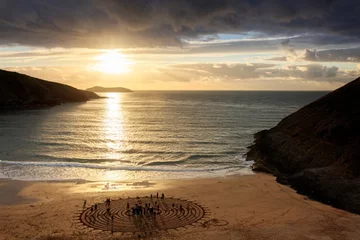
[132,207,135,215]
[83,200,87,209]
[107,206,110,215]
[135,204,139,215]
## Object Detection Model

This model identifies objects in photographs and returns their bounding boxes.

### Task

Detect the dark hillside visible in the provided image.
[0,69,99,109]
[247,77,360,213]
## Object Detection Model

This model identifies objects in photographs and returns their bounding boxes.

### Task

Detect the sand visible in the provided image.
[0,173,359,240]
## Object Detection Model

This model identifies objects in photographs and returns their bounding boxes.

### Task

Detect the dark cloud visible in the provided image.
[0,0,360,48]
[294,34,360,47]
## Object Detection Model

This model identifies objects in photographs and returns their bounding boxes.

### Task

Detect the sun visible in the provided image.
[93,50,132,74]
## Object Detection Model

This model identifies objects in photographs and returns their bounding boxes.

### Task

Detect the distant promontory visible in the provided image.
[0,69,100,109]
[85,86,132,93]
[247,77,360,213]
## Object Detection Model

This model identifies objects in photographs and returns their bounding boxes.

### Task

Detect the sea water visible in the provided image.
[0,91,327,181]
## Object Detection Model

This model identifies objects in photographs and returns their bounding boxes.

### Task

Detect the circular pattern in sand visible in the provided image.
[79,197,207,232]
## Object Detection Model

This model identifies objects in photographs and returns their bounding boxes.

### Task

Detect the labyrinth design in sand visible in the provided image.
[79,197,208,232]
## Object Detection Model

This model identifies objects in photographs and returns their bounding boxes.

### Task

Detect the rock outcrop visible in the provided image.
[247,77,360,213]
[86,86,132,92]
[0,69,100,109]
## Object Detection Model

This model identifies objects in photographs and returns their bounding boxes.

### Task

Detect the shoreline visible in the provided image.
[1,173,360,239]
[0,172,250,205]
[0,165,254,184]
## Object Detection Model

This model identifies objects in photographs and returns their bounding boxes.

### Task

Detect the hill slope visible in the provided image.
[247,77,360,213]
[86,86,132,92]
[0,69,99,109]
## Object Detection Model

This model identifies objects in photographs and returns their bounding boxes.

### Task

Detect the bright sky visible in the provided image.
[1,1,360,90]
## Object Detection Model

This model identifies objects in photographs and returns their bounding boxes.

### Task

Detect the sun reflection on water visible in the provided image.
[103,93,126,160]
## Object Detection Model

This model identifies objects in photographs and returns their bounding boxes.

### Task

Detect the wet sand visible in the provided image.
[0,173,359,240]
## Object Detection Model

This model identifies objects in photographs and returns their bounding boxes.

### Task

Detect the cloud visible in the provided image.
[264,46,360,63]
[5,61,354,91]
[303,48,360,62]
[339,64,360,78]
[156,62,344,84]
[0,0,360,48]
[306,65,339,78]
[260,64,340,80]
[281,39,297,57]
[266,56,288,61]
[157,63,276,81]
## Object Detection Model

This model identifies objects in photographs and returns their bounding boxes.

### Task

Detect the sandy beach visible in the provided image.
[0,173,359,240]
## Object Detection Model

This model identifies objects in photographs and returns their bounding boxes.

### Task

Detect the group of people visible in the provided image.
[90,203,98,211]
[150,192,165,200]
[82,192,169,219]
[83,198,112,217]
[172,203,184,212]
[105,198,111,215]
[129,202,160,217]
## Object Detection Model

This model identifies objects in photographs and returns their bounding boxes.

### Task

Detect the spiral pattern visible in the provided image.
[79,197,207,232]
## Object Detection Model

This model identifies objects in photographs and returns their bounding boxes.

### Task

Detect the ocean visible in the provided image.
[0,91,327,181]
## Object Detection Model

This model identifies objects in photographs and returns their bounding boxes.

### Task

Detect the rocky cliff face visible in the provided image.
[247,77,360,213]
[0,69,99,109]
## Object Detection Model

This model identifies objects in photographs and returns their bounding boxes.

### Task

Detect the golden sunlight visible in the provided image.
[93,50,132,74]
[103,93,126,159]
